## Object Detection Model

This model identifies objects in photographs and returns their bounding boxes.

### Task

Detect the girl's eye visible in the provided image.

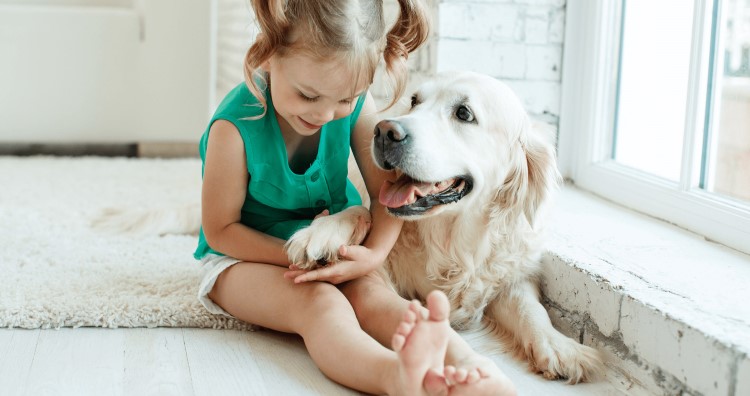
[455,105,475,122]
[299,92,318,102]
[410,95,418,108]
[340,99,353,105]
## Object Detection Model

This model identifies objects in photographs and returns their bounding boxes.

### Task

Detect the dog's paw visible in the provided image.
[285,224,339,270]
[284,206,371,270]
[526,332,603,384]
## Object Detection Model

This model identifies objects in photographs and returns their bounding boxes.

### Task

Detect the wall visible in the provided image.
[213,0,256,109]
[435,0,566,125]
[0,0,212,143]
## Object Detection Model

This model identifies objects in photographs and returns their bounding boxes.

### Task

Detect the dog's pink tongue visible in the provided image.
[379,180,413,208]
[379,178,433,208]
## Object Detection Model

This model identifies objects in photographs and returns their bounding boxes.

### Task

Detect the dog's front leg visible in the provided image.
[488,280,602,383]
[284,205,371,270]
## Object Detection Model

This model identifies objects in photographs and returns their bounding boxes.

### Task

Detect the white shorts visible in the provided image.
[197,253,243,317]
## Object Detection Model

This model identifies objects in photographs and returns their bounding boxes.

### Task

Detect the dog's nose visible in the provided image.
[374,120,407,142]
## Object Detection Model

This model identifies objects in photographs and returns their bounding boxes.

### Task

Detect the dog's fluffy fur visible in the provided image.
[96,71,602,383]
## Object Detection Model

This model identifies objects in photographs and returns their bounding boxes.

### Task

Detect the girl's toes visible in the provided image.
[454,368,468,383]
[407,300,426,320]
[392,333,406,352]
[466,369,481,384]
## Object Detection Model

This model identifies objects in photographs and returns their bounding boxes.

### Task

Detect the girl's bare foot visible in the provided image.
[389,290,452,396]
[444,355,517,396]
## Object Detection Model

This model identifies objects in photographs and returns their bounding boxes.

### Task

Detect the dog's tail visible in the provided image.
[91,203,201,236]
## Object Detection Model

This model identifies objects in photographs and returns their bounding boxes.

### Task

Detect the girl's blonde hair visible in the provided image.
[244,0,430,114]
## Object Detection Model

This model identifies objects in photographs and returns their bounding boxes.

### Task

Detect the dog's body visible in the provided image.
[96,71,601,383]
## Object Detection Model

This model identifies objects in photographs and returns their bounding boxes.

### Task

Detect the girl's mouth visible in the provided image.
[299,117,322,130]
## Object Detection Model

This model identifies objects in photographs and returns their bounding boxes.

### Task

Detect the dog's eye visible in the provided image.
[455,105,474,122]
[410,95,418,108]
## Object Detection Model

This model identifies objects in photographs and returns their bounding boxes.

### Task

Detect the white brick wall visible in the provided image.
[435,0,566,124]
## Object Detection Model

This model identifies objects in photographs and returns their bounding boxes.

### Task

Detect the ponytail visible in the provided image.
[243,0,289,118]
[382,0,431,110]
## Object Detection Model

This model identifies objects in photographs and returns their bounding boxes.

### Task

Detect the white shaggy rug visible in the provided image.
[0,156,253,330]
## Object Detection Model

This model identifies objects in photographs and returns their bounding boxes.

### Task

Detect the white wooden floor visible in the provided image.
[0,328,632,396]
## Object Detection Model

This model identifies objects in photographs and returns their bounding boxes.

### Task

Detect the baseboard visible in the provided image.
[0,142,199,158]
[0,143,138,157]
[136,142,199,158]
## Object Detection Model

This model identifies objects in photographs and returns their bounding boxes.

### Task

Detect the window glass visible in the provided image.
[613,0,695,181]
[705,0,750,202]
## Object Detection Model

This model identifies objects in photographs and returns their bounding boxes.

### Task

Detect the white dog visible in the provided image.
[285,71,602,382]
[95,71,602,383]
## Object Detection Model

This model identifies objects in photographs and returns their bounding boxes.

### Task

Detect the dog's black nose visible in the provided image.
[373,119,408,170]
[374,120,407,142]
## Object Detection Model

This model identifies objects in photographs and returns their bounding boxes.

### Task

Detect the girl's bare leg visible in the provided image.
[208,262,452,395]
[341,273,517,396]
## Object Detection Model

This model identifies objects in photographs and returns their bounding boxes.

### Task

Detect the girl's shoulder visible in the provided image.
[199,83,272,163]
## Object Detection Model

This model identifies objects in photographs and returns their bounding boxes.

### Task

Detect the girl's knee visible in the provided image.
[340,278,371,309]
[302,281,349,309]
[341,274,393,317]
[293,282,357,329]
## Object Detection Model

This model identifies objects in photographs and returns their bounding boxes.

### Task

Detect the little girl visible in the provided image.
[195,1,515,394]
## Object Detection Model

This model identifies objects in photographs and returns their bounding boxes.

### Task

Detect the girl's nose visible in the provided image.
[312,107,335,125]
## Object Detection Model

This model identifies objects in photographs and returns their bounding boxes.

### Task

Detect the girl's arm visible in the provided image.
[201,120,290,267]
[350,93,405,259]
[286,93,404,284]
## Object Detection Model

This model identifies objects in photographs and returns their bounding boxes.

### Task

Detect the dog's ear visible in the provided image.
[496,120,562,228]
[523,121,562,225]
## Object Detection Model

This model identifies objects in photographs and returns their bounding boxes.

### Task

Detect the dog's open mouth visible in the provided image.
[378,173,473,216]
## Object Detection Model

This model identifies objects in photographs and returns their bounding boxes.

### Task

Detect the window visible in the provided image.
[559,0,750,255]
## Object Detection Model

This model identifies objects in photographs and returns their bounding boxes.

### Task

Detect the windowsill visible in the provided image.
[540,184,750,395]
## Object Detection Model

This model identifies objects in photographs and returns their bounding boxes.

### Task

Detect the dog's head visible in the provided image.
[372,71,561,226]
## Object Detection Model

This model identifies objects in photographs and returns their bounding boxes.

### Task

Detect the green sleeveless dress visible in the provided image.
[194,83,366,259]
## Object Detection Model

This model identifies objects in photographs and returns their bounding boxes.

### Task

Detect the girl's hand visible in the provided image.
[283,244,386,285]
[314,209,329,220]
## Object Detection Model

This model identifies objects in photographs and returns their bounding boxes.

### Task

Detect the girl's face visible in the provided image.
[263,53,369,137]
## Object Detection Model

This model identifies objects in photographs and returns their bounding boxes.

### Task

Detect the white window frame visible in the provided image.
[558,0,750,256]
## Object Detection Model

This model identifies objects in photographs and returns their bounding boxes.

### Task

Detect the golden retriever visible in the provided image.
[95,71,602,383]
[285,71,602,382]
